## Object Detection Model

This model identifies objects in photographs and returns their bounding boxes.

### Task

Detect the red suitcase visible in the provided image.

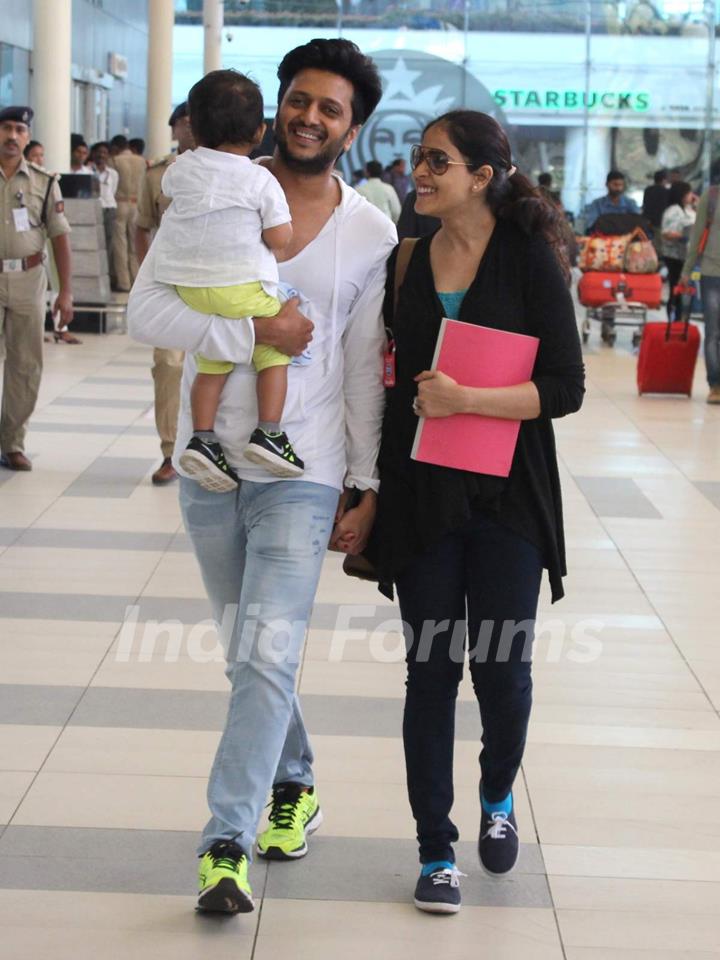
[637,319,700,396]
[579,271,662,309]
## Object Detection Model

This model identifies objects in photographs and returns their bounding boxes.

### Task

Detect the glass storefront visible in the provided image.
[0,42,30,109]
[174,0,720,218]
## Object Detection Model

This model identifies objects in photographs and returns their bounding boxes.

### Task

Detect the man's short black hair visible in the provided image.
[188,69,264,148]
[538,172,552,187]
[606,169,625,184]
[277,39,382,126]
[366,160,383,178]
[129,137,145,155]
[653,168,668,184]
[111,134,128,150]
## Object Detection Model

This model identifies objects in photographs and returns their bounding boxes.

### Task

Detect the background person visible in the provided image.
[383,156,411,202]
[661,180,696,320]
[129,137,147,165]
[643,168,670,230]
[0,106,74,471]
[69,134,91,172]
[135,101,194,486]
[682,185,720,404]
[110,133,146,290]
[374,110,584,914]
[356,159,401,222]
[23,140,44,167]
[584,169,640,231]
[90,141,119,288]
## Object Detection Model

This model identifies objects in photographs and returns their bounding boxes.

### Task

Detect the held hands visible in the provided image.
[414,370,464,418]
[52,291,74,330]
[329,489,377,556]
[253,297,313,357]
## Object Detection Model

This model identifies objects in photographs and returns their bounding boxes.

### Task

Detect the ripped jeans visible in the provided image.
[180,477,338,857]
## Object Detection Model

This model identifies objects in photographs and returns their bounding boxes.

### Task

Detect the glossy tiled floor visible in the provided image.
[1,313,719,959]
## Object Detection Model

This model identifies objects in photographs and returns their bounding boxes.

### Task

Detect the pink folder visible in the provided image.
[411,318,539,477]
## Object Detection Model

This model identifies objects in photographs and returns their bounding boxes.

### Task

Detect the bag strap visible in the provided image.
[627,226,649,243]
[698,185,719,255]
[393,237,419,317]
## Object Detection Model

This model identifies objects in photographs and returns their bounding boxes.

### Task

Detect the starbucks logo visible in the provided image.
[342,50,507,177]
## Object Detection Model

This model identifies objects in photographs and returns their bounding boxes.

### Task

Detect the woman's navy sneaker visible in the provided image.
[478,806,520,877]
[413,865,463,914]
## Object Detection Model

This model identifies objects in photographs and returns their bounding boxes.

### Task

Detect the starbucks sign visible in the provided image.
[341,50,508,179]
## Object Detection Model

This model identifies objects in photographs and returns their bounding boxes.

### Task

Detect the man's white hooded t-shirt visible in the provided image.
[128,173,397,492]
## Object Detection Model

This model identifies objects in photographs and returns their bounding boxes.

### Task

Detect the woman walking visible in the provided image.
[374,110,584,913]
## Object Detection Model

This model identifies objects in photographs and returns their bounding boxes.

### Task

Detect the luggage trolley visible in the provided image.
[578,212,662,348]
[579,273,660,348]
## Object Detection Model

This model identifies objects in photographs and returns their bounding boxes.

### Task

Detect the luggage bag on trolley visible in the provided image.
[637,314,700,396]
[578,271,662,309]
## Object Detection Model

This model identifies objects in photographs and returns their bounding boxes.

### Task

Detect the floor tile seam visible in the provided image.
[556,405,720,720]
[48,544,188,748]
[10,534,178,798]
[37,351,143,411]
[251,854,271,955]
[1,344,158,829]
[603,372,716,490]
[23,385,151,517]
[520,767,569,959]
[546,875,720,888]
[592,514,720,722]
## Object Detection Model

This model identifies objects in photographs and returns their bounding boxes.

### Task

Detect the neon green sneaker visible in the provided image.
[257,782,323,861]
[197,838,254,914]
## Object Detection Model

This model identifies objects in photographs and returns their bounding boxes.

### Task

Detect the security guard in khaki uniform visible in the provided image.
[0,106,73,472]
[136,102,194,485]
[110,134,147,291]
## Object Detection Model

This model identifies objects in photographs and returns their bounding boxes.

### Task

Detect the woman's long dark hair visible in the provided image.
[667,180,692,208]
[425,110,569,278]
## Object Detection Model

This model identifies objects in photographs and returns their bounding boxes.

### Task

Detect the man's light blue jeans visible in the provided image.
[179,477,339,858]
[701,275,720,387]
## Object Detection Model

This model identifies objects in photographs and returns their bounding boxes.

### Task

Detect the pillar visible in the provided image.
[562,125,612,222]
[32,0,72,174]
[203,0,223,75]
[147,0,175,161]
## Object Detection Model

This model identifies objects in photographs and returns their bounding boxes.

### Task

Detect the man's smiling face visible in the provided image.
[274,69,360,175]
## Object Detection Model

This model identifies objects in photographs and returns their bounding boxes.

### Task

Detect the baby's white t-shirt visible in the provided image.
[153,146,291,289]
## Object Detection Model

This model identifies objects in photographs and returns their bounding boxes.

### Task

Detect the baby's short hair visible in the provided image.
[188,70,264,148]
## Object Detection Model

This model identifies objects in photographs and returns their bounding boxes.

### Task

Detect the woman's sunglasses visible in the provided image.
[410,144,474,176]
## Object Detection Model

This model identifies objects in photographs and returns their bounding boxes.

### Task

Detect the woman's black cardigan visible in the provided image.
[373,220,585,603]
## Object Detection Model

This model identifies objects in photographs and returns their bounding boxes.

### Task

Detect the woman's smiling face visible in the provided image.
[412,122,491,219]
